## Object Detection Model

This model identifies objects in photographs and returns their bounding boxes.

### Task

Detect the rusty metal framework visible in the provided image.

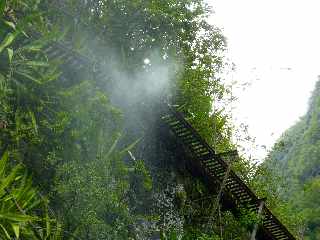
[161,106,296,240]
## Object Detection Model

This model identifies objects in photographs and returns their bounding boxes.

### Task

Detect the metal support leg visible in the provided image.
[250,199,265,240]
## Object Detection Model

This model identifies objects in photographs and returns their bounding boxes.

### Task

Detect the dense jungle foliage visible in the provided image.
[265,78,320,240]
[0,0,301,239]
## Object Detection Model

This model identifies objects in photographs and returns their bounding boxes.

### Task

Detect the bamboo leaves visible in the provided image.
[0,152,38,239]
[0,32,17,54]
[0,151,69,240]
[7,48,13,63]
[12,224,19,239]
[3,20,16,30]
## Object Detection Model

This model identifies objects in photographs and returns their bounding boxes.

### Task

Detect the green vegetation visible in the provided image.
[0,151,63,239]
[0,0,302,239]
[265,79,320,239]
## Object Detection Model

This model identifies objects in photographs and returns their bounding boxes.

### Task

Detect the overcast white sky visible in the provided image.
[206,0,320,160]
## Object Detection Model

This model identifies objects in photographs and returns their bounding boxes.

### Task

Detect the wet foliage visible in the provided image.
[0,0,299,239]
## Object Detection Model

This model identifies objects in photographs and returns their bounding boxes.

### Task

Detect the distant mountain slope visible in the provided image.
[265,78,320,240]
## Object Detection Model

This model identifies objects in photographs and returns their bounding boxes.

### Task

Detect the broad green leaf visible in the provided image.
[0,33,16,54]
[14,176,22,181]
[7,48,13,63]
[0,213,37,222]
[3,21,16,30]
[11,224,19,239]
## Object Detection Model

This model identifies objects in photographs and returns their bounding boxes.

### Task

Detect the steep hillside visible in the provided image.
[265,78,320,240]
[1,1,300,239]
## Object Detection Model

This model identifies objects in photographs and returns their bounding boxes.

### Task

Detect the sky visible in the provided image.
[206,0,320,160]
